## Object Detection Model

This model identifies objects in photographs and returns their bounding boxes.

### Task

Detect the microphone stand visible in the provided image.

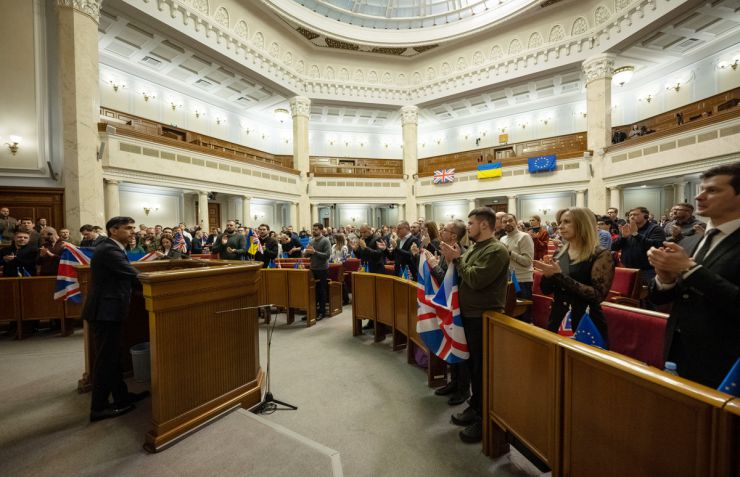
[217,304,297,414]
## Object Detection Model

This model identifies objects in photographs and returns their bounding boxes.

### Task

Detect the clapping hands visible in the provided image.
[533,255,561,277]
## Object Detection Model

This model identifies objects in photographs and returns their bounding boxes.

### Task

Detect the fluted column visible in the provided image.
[290,202,298,227]
[57,0,105,240]
[397,203,405,222]
[198,191,209,230]
[507,196,517,216]
[310,203,319,226]
[417,202,425,222]
[241,195,251,226]
[103,179,120,219]
[675,181,687,204]
[401,105,419,222]
[609,186,622,211]
[468,199,476,213]
[290,96,311,229]
[583,54,615,215]
[576,190,586,208]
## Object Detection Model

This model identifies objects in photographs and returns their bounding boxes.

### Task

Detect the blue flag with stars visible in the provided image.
[573,311,607,349]
[718,357,740,397]
[528,154,557,173]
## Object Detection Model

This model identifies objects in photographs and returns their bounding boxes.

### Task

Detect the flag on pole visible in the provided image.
[247,229,261,256]
[573,309,607,349]
[415,252,469,363]
[558,309,574,337]
[718,357,740,397]
[433,168,455,184]
[294,261,302,269]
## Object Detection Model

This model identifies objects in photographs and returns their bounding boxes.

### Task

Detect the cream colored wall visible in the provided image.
[0,0,42,172]
[519,194,574,223]
[119,189,182,228]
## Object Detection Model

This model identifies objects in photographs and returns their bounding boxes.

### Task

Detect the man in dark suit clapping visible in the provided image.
[649,162,740,388]
[380,220,421,280]
[83,216,148,422]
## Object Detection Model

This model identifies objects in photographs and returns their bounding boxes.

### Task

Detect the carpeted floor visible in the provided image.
[0,307,547,477]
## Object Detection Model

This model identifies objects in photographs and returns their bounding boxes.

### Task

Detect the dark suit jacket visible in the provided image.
[253,236,279,268]
[650,227,740,388]
[80,235,107,248]
[386,235,421,279]
[0,243,38,277]
[81,238,140,323]
[355,234,385,274]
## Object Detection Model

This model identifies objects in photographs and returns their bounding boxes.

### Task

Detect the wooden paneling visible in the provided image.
[100,107,296,173]
[485,313,562,468]
[0,187,65,229]
[718,399,740,477]
[259,268,317,326]
[561,339,730,477]
[352,273,376,322]
[18,278,64,321]
[418,132,587,177]
[375,278,395,326]
[310,156,403,178]
[0,278,20,325]
[207,203,220,232]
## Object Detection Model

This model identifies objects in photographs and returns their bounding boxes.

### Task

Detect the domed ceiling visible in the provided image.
[261,0,542,50]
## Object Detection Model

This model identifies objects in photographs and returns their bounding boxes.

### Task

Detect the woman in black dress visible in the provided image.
[533,207,614,341]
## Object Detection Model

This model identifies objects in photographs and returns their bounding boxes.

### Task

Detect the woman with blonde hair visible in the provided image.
[533,207,614,341]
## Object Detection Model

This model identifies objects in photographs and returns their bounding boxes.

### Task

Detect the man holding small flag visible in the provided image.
[1,230,38,277]
[439,207,509,443]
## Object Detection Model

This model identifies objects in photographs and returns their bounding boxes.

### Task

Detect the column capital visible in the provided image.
[608,185,621,191]
[289,96,311,118]
[56,0,102,23]
[104,178,120,185]
[582,53,616,84]
[576,190,587,194]
[507,195,517,199]
[400,105,419,126]
[242,195,251,200]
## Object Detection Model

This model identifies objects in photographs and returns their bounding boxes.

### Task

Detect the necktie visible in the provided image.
[693,228,720,264]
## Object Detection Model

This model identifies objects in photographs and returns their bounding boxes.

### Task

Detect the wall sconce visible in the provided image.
[435,137,442,145]
[640,94,653,103]
[216,117,225,125]
[717,59,739,71]
[109,80,125,92]
[141,91,156,102]
[359,142,364,147]
[142,204,159,216]
[5,135,21,155]
[541,118,551,125]
[665,82,681,93]
[539,208,550,216]
[170,102,182,111]
[518,122,528,129]
[612,66,635,87]
[384,143,389,148]
[498,127,507,133]
[449,213,456,220]
[245,128,251,135]
[194,109,204,118]
[350,216,357,223]
[253,213,264,221]
[274,108,290,124]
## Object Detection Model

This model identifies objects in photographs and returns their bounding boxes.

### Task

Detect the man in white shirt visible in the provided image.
[500,214,535,322]
[648,162,740,388]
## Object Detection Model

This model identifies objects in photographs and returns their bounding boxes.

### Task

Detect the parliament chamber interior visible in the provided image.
[1,0,739,475]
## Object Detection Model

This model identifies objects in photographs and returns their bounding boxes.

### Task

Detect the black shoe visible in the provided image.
[316,314,324,321]
[90,404,135,423]
[362,321,374,330]
[447,392,470,406]
[434,382,457,396]
[451,406,479,426]
[459,421,482,443]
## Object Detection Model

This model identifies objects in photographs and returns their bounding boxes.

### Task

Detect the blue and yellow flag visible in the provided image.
[246,228,260,256]
[477,162,502,179]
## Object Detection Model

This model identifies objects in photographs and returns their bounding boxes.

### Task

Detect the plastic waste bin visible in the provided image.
[130,342,151,383]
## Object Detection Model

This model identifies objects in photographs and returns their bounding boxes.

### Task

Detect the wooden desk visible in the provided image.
[77,259,264,452]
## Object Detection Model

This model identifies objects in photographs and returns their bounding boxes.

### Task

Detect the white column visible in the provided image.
[241,195,251,227]
[290,96,311,229]
[370,206,377,227]
[507,196,517,216]
[397,203,405,222]
[198,191,209,230]
[609,186,622,211]
[401,105,419,222]
[58,0,105,241]
[290,202,298,227]
[576,190,586,208]
[310,203,319,225]
[468,199,476,213]
[417,202,425,222]
[103,179,120,219]
[583,54,615,215]
[675,181,687,204]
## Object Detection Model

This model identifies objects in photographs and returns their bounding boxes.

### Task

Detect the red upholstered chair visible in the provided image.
[530,294,552,329]
[532,271,550,296]
[602,302,668,368]
[343,258,361,293]
[384,264,395,275]
[327,263,343,283]
[607,267,641,306]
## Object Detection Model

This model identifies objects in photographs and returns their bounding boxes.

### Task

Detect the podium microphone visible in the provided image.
[216,304,297,414]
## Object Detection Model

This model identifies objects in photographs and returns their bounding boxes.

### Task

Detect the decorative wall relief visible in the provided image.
[572,17,588,35]
[213,6,228,28]
[253,31,264,49]
[549,24,565,42]
[234,19,248,39]
[528,32,543,49]
[595,5,611,24]
[508,39,522,55]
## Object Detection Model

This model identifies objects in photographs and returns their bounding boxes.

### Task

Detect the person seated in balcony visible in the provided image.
[628,124,640,138]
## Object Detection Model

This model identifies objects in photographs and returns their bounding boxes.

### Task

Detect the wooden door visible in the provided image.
[208,203,221,231]
[484,203,509,213]
[0,187,65,228]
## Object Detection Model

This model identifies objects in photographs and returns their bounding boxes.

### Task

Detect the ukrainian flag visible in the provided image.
[477,162,503,179]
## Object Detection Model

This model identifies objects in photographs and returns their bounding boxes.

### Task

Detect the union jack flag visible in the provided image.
[433,168,455,184]
[416,253,468,363]
[54,243,93,302]
[174,232,188,253]
[558,308,574,337]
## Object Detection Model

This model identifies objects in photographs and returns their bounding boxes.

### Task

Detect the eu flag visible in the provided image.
[718,357,740,397]
[573,311,607,349]
[528,154,557,173]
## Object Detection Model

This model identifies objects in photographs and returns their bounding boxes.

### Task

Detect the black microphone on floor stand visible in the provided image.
[217,304,297,414]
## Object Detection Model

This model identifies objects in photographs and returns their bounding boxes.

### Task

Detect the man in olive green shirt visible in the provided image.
[440,206,509,444]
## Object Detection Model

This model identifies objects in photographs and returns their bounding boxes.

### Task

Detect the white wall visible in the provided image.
[430,201,469,224]
[519,193,574,223]
[119,188,182,228]
[622,187,663,220]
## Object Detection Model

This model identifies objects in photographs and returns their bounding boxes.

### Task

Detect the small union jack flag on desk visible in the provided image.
[433,168,455,184]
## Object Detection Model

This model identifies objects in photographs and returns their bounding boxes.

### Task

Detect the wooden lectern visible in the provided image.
[77,260,264,452]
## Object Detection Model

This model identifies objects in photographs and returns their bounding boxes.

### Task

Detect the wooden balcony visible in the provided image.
[310,157,403,179]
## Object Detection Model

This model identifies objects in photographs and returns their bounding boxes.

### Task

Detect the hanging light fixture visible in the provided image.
[274,108,290,124]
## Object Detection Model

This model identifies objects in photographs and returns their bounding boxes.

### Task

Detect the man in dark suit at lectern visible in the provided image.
[83,216,148,422]
[649,162,740,388]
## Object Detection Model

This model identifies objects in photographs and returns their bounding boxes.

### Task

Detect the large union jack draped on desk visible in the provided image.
[416,253,468,363]
[433,168,455,184]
